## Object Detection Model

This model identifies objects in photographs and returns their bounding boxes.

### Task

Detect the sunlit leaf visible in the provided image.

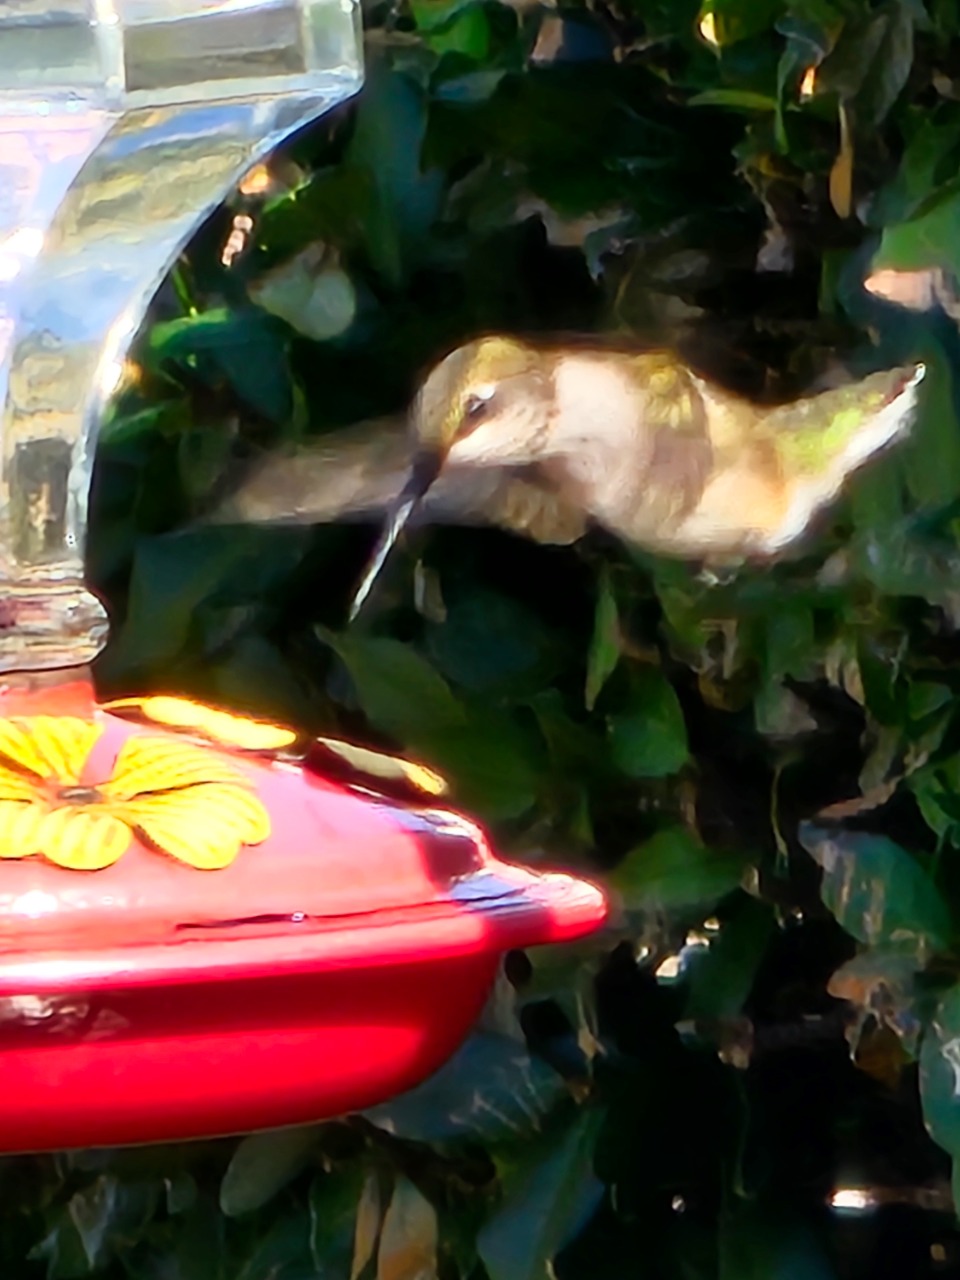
[145,308,293,423]
[105,696,298,751]
[352,1173,383,1280]
[376,1177,438,1280]
[251,251,358,343]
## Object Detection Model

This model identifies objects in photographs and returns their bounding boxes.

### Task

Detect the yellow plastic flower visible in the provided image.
[0,716,270,872]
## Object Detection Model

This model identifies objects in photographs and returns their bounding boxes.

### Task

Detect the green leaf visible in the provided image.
[607,667,688,777]
[104,528,303,683]
[869,102,960,227]
[775,7,843,151]
[58,1176,159,1273]
[610,827,747,911]
[817,1,914,128]
[909,753,960,842]
[416,710,542,818]
[901,348,960,514]
[308,1167,369,1279]
[687,89,778,111]
[585,569,620,711]
[146,308,293,423]
[235,1210,315,1280]
[425,588,565,697]
[318,629,465,744]
[700,0,781,47]
[421,5,490,59]
[377,1177,438,1280]
[763,603,816,682]
[920,983,960,1159]
[346,65,444,285]
[251,253,358,342]
[906,680,953,721]
[476,1109,604,1280]
[364,1031,567,1146]
[799,823,950,955]
[683,897,776,1021]
[872,187,960,278]
[220,1126,322,1217]
[409,0,479,31]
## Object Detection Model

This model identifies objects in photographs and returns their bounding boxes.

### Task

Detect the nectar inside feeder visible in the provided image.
[0,5,607,1152]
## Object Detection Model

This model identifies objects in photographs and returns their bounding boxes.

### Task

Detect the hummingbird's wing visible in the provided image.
[206,415,588,544]
[207,416,413,526]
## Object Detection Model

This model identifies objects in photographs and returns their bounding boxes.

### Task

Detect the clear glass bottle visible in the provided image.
[0,0,362,672]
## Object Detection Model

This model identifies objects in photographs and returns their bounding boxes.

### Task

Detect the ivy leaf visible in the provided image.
[309,1168,373,1280]
[607,668,688,778]
[683,897,776,1022]
[145,308,293,423]
[799,823,950,956]
[920,983,960,1161]
[477,1110,604,1280]
[318,629,465,743]
[376,1178,438,1280]
[346,64,444,284]
[365,1031,567,1146]
[869,101,960,227]
[872,187,960,279]
[817,1,914,129]
[415,707,543,819]
[220,1126,322,1217]
[585,569,620,711]
[610,827,747,911]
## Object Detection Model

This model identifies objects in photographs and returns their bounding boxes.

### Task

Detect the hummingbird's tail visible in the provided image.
[766,362,925,480]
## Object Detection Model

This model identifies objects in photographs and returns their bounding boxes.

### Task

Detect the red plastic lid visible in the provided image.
[0,683,607,992]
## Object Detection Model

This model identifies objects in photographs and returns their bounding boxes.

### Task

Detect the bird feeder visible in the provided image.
[0,3,607,1152]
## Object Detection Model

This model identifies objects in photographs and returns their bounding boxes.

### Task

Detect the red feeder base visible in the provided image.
[0,678,606,1151]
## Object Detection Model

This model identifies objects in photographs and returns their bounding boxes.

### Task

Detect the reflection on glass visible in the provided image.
[0,0,362,672]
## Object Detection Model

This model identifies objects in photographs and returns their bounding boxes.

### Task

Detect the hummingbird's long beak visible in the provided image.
[347,446,444,621]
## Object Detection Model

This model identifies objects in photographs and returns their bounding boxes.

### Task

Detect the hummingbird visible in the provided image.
[211,337,925,616]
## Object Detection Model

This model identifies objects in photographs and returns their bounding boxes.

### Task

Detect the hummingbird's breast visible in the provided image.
[539,353,657,515]
[539,352,725,552]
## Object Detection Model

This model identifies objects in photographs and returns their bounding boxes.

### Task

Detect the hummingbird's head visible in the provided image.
[348,336,552,619]
[413,336,552,466]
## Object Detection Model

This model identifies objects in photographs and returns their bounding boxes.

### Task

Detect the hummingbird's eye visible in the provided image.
[460,388,496,434]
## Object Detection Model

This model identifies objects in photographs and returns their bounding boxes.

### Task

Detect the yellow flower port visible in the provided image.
[0,717,271,872]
